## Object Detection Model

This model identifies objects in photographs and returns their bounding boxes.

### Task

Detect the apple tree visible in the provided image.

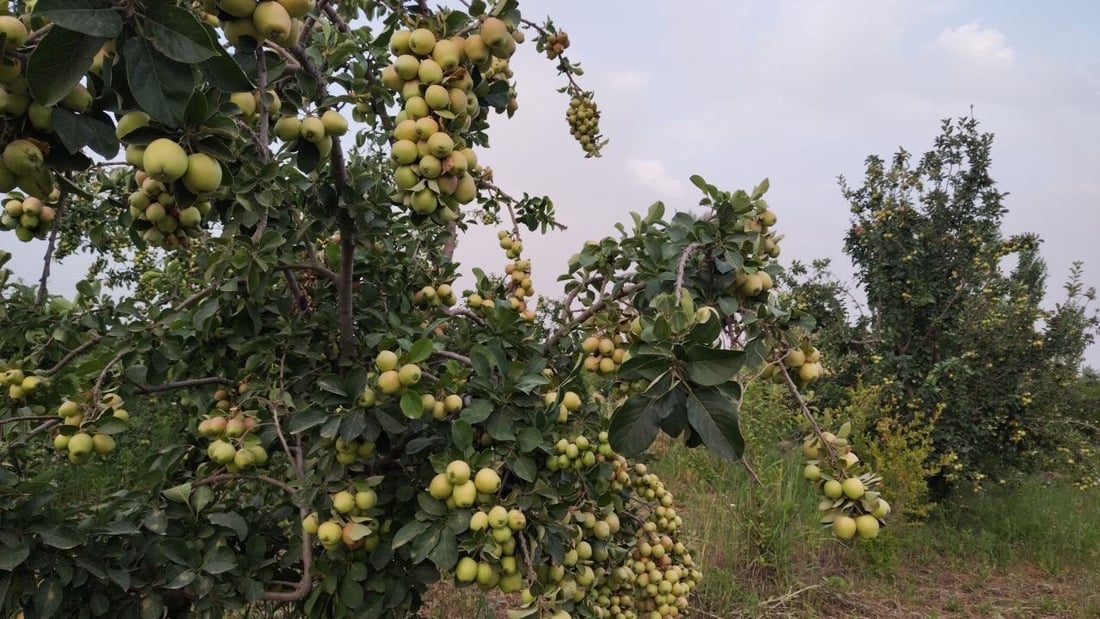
[0,1,890,617]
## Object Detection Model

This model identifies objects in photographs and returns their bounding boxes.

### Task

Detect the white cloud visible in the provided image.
[934,22,1015,69]
[626,158,691,200]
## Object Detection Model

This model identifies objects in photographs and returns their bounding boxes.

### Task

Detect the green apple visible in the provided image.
[832,515,857,540]
[252,0,291,39]
[376,370,401,394]
[67,432,94,458]
[143,139,188,182]
[320,109,347,136]
[397,363,421,386]
[428,473,452,500]
[181,153,222,194]
[2,139,43,177]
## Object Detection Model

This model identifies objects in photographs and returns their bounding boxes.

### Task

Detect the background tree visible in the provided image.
[836,116,1098,494]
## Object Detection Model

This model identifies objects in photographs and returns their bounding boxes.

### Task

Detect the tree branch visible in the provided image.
[776,361,837,461]
[542,282,646,353]
[674,242,701,304]
[133,376,233,395]
[35,188,67,307]
[42,335,103,376]
[192,472,297,495]
[435,350,472,366]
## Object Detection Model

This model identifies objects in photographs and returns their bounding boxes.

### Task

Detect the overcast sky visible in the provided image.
[5,0,1098,366]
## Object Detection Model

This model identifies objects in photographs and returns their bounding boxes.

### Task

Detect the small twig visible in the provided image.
[0,415,56,426]
[133,376,233,395]
[36,188,67,306]
[776,362,837,461]
[192,472,297,495]
[444,305,487,327]
[761,584,823,608]
[740,453,765,488]
[279,263,338,282]
[435,350,472,366]
[91,350,127,404]
[42,335,103,376]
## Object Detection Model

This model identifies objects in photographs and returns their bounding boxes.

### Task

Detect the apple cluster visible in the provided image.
[1,193,57,242]
[1,365,44,401]
[331,437,376,466]
[428,459,501,508]
[197,389,269,471]
[540,30,571,60]
[303,483,383,552]
[413,282,459,308]
[565,93,604,158]
[543,389,583,424]
[802,427,889,540]
[51,394,128,464]
[581,333,628,375]
[381,19,522,219]
[272,106,348,158]
[456,502,528,592]
[545,431,604,472]
[119,124,223,247]
[203,0,312,48]
[463,235,537,321]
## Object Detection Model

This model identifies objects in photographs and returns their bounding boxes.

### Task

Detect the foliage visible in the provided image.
[0,1,886,618]
[818,383,943,519]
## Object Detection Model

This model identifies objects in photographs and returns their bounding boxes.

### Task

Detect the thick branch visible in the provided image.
[262,506,313,601]
[435,350,472,366]
[42,335,103,376]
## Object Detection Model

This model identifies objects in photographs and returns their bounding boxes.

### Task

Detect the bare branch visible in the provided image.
[435,350,472,366]
[674,242,701,304]
[133,376,233,395]
[776,361,837,462]
[36,188,67,306]
[42,335,103,376]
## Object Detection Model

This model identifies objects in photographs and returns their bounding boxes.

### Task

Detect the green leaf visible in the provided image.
[34,575,62,619]
[511,455,537,482]
[191,485,215,513]
[427,530,458,572]
[33,0,122,37]
[400,391,424,419]
[459,399,492,424]
[121,35,195,127]
[51,109,119,158]
[27,27,106,107]
[515,427,543,453]
[208,511,249,538]
[36,525,85,549]
[451,419,473,452]
[197,42,254,91]
[391,520,430,550]
[607,393,667,457]
[317,376,346,396]
[341,575,364,609]
[751,177,770,199]
[288,409,328,433]
[201,546,237,575]
[405,338,433,364]
[0,542,30,570]
[681,344,745,387]
[142,6,219,63]
[683,384,744,459]
[162,482,192,503]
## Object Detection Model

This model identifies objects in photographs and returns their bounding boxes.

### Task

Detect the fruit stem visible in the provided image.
[35,186,66,307]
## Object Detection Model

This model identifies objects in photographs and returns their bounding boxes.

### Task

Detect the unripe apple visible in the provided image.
[114,111,151,140]
[408,28,436,55]
[855,514,880,539]
[377,370,401,394]
[125,144,146,167]
[455,556,478,583]
[423,84,449,110]
[58,399,80,418]
[143,139,189,182]
[0,16,28,49]
[394,54,419,80]
[451,480,476,508]
[178,206,202,228]
[381,65,404,91]
[446,459,471,485]
[393,119,418,141]
[2,140,43,177]
[426,132,454,158]
[26,102,52,132]
[823,479,843,499]
[464,34,490,64]
[252,0,291,39]
[276,0,313,19]
[60,84,92,112]
[832,515,857,540]
[443,394,463,413]
[479,17,510,50]
[332,490,355,514]
[391,139,418,165]
[92,434,116,454]
[354,489,377,510]
[487,505,508,529]
[320,109,348,136]
[301,512,320,535]
[428,473,452,500]
[233,447,255,469]
[66,432,94,458]
[842,477,865,499]
[871,499,891,519]
[803,464,822,481]
[397,363,421,386]
[799,362,822,382]
[299,116,325,142]
[507,509,526,531]
[219,0,256,17]
[182,153,222,194]
[273,115,301,141]
[316,521,342,547]
[469,510,489,531]
[53,433,70,450]
[784,349,805,368]
[229,91,257,117]
[248,445,268,465]
[452,174,476,204]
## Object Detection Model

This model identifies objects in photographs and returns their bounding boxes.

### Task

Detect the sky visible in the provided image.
[5,0,1099,366]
